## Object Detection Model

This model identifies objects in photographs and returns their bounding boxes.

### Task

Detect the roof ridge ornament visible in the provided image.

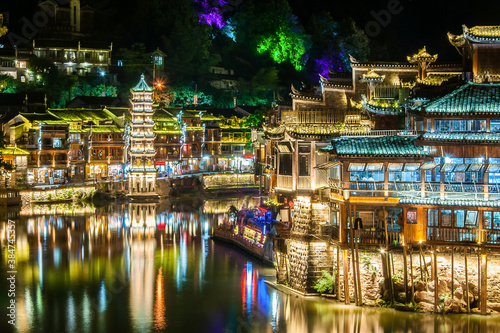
[349,54,358,64]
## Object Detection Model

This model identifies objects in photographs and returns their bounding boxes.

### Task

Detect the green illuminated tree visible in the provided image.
[256,14,309,71]
[0,14,7,38]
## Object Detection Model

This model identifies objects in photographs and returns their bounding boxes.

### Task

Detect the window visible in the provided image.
[465,211,478,227]
[299,154,309,176]
[441,210,452,227]
[491,120,500,132]
[428,209,438,227]
[484,212,492,229]
[154,55,163,66]
[279,154,292,176]
[434,120,466,132]
[53,138,62,148]
[117,60,123,67]
[389,171,420,182]
[454,210,465,228]
[17,61,26,69]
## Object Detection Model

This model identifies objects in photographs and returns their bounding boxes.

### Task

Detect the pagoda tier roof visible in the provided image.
[417,73,459,86]
[323,136,429,157]
[47,108,116,121]
[422,82,500,114]
[448,25,500,47]
[0,146,30,156]
[407,46,438,64]
[362,96,402,115]
[132,74,153,92]
[420,132,500,143]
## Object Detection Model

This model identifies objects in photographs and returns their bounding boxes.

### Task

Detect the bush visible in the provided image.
[314,270,336,294]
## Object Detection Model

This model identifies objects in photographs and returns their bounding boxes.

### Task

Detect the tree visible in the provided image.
[307,14,369,79]
[0,14,7,38]
[0,131,14,183]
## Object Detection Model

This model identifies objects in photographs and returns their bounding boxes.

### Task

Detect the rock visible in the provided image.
[415,290,434,304]
[415,281,426,291]
[418,301,435,312]
[447,299,466,313]
[437,280,449,295]
[394,280,405,292]
[488,302,500,312]
[396,292,407,303]
[395,304,410,311]
[454,287,463,300]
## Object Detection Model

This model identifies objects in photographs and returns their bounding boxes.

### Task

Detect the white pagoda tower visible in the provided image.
[128,74,157,197]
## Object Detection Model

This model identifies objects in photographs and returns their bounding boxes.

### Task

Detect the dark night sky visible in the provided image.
[289,0,500,62]
[2,0,500,63]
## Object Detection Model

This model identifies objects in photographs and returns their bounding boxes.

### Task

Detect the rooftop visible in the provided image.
[47,108,116,121]
[132,74,153,92]
[448,25,500,47]
[325,136,430,157]
[423,82,500,114]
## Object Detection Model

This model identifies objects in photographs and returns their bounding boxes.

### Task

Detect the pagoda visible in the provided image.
[128,74,158,198]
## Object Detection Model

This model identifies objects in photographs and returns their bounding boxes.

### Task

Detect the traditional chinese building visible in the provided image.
[268,25,500,314]
[128,74,157,197]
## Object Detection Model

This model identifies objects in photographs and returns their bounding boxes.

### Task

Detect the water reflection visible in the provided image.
[1,201,500,332]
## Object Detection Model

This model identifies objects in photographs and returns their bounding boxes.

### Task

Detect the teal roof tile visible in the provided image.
[424,82,500,114]
[132,74,153,92]
[327,136,429,157]
[422,132,500,142]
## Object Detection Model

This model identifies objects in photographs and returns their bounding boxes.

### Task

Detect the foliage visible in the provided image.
[244,108,267,128]
[314,270,336,294]
[169,85,213,106]
[0,14,7,38]
[439,293,451,310]
[265,198,284,207]
[392,272,402,285]
[361,253,377,278]
[307,14,369,80]
[228,204,238,222]
[256,14,309,71]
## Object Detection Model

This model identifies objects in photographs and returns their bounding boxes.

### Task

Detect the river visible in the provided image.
[1,200,500,333]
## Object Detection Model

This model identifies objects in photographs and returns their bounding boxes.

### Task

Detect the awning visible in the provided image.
[366,163,384,172]
[277,142,293,153]
[404,163,420,171]
[314,161,341,170]
[348,163,366,172]
[487,164,500,173]
[443,163,455,172]
[468,164,483,172]
[388,163,403,172]
[420,163,438,170]
[453,164,469,172]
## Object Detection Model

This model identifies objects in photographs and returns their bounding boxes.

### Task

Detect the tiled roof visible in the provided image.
[132,74,153,92]
[422,132,500,142]
[448,25,500,47]
[0,146,30,156]
[327,136,429,157]
[47,108,116,121]
[423,82,500,114]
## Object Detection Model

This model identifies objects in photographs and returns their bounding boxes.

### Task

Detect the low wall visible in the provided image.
[21,185,96,204]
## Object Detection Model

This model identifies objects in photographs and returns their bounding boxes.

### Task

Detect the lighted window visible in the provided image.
[491,120,500,132]
[348,163,365,172]
[17,61,26,69]
[454,210,465,228]
[154,56,163,66]
[428,209,438,227]
[484,212,492,229]
[465,210,478,228]
[137,160,140,167]
[117,60,123,67]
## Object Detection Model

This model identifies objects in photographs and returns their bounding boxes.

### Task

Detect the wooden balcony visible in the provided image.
[277,175,292,189]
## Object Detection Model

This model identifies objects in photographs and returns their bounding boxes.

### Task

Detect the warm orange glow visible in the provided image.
[154,268,166,330]
[154,77,167,91]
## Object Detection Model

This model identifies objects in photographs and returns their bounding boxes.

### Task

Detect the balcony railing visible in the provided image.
[340,130,418,137]
[277,175,293,189]
[344,229,402,245]
[297,176,311,189]
[427,227,480,243]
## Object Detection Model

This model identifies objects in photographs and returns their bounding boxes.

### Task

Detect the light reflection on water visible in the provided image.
[1,201,500,333]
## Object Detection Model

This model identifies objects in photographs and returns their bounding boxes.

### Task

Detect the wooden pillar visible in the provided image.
[292,141,298,192]
[451,247,455,303]
[343,249,350,304]
[337,245,341,301]
[480,250,488,315]
[410,247,415,303]
[465,247,470,313]
[433,246,438,313]
[403,245,409,303]
[310,141,316,190]
[355,239,362,305]
[349,205,358,305]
